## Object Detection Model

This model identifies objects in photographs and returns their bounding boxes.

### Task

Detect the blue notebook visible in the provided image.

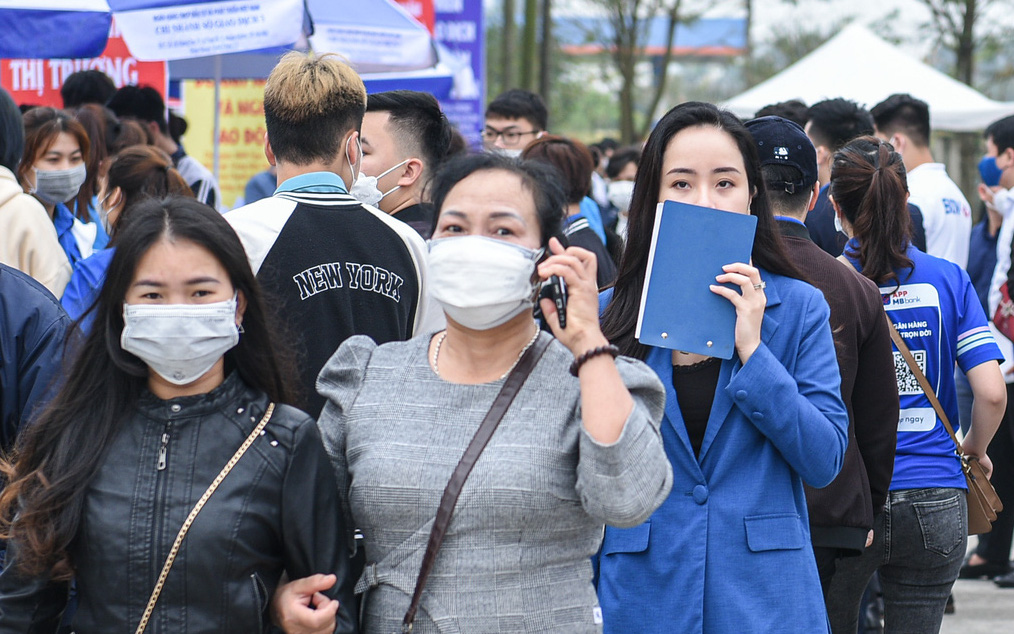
[635,201,758,359]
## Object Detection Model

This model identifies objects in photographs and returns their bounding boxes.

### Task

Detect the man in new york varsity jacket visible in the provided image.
[228,52,441,416]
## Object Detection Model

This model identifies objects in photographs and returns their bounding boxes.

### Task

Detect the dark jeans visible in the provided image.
[826,488,967,634]
[974,383,1014,564]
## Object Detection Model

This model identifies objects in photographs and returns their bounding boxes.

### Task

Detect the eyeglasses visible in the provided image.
[482,127,541,145]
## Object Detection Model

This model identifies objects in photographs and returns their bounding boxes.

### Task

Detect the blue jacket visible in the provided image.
[597,271,848,633]
[0,264,69,451]
[61,247,114,333]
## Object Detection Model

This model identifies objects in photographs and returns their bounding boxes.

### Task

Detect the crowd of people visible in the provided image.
[0,49,1011,634]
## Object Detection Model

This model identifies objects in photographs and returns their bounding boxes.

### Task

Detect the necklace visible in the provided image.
[432,326,541,381]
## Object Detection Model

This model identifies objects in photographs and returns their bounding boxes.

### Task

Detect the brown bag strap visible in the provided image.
[883,316,963,456]
[834,254,963,454]
[401,335,551,633]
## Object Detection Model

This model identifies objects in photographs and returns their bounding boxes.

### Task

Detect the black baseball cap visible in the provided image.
[745,116,819,194]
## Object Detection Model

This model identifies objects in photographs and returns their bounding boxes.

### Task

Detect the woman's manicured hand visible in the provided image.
[710,261,766,364]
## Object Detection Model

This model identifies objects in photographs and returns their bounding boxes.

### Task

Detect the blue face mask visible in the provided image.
[979,155,1002,188]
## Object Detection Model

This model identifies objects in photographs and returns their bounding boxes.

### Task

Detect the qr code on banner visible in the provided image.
[894,350,927,395]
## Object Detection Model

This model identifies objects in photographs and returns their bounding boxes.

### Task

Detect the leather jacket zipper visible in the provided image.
[152,420,173,597]
[157,424,172,471]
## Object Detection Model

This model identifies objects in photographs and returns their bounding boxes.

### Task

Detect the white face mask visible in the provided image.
[121,295,241,386]
[607,180,635,213]
[350,159,410,207]
[31,163,87,205]
[834,210,844,235]
[492,147,523,159]
[427,236,542,330]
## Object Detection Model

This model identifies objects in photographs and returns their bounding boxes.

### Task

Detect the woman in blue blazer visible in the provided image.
[597,102,849,633]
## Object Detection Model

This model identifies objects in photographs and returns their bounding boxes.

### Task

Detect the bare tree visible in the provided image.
[500,0,517,94]
[918,0,1002,212]
[585,0,698,143]
[522,0,540,91]
[919,0,995,86]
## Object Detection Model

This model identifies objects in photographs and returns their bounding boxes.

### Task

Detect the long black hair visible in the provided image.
[0,197,297,579]
[830,136,912,287]
[601,102,804,359]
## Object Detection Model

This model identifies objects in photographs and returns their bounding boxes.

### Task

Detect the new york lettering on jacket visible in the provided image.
[228,189,437,416]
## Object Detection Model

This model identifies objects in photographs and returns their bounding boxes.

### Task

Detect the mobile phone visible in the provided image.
[539,275,567,329]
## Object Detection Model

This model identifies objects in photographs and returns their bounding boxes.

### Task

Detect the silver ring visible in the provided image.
[753,281,766,290]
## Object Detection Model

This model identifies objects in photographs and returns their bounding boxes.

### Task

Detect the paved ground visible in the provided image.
[939,537,1014,633]
[940,577,1014,633]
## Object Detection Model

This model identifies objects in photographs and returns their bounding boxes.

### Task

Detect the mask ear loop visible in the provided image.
[376,159,412,202]
[232,291,244,334]
[345,135,362,188]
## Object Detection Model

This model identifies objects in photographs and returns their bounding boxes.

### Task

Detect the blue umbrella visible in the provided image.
[0,0,112,58]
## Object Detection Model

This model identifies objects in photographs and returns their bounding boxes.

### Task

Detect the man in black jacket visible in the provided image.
[746,116,900,598]
[227,53,441,417]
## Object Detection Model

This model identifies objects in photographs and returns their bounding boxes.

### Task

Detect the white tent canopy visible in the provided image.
[723,24,1014,132]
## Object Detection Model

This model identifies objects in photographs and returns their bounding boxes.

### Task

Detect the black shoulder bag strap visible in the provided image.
[400,334,552,633]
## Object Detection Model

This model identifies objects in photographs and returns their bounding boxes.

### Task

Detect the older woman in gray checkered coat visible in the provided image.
[273,153,673,634]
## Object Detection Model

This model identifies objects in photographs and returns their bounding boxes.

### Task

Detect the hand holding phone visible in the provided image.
[539,275,568,329]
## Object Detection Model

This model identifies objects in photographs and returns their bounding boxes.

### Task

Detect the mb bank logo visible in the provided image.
[942,198,968,217]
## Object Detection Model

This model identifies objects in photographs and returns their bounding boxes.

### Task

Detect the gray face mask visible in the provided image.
[121,295,241,385]
[31,164,87,205]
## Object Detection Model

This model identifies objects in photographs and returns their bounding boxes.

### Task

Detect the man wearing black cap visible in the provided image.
[746,116,900,602]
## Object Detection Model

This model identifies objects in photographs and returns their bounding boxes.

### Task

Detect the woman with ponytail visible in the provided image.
[60,145,193,332]
[825,136,1007,632]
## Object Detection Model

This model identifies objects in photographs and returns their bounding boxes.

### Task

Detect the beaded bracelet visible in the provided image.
[569,344,621,377]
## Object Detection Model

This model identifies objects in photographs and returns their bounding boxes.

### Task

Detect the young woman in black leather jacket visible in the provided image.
[0,197,357,633]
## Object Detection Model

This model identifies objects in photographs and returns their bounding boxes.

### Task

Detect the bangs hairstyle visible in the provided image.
[19,107,91,219]
[428,152,566,249]
[606,147,640,179]
[264,52,367,166]
[486,89,548,131]
[986,114,1014,155]
[521,135,594,204]
[830,136,912,288]
[601,101,803,359]
[0,197,298,580]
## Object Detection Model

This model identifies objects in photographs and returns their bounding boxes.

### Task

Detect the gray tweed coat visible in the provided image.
[317,332,673,634]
